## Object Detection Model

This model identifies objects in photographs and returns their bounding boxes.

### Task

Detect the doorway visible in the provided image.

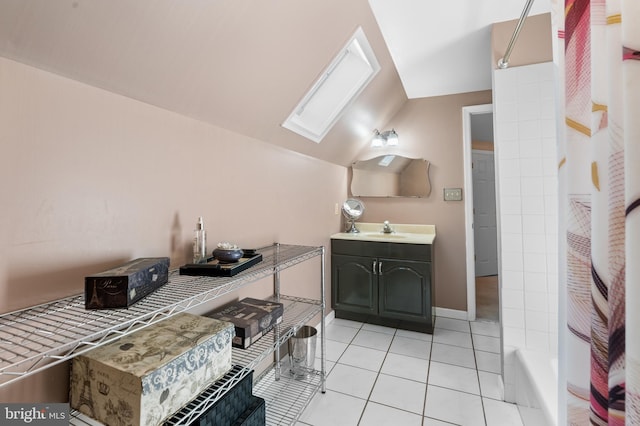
[462,104,499,322]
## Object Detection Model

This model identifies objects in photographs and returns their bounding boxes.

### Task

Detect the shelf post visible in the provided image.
[320,246,326,393]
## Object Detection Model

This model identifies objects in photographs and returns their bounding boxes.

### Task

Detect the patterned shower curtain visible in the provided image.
[558,0,639,424]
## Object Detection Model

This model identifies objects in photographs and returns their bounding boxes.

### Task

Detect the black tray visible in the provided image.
[179,250,263,277]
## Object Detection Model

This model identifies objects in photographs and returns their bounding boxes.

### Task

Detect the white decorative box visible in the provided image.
[69,313,235,426]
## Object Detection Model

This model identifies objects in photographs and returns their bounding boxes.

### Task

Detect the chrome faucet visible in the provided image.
[382,220,394,234]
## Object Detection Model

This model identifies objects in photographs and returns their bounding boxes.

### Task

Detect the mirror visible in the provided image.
[342,198,365,233]
[350,155,431,197]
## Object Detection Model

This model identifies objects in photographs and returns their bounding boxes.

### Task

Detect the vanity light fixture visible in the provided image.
[371,129,399,147]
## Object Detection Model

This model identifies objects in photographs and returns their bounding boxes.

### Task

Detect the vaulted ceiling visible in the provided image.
[0,0,550,166]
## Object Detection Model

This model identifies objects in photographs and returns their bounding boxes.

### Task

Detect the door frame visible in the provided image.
[462,103,494,321]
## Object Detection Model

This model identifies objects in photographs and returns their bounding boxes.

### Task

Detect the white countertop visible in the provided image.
[331,222,436,244]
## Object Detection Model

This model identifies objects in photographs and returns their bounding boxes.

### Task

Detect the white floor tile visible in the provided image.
[478,371,504,400]
[359,401,423,426]
[324,339,348,362]
[389,335,432,359]
[352,329,394,351]
[325,363,378,399]
[309,316,524,426]
[475,350,502,374]
[470,320,501,337]
[517,405,547,426]
[435,317,471,333]
[298,389,366,426]
[380,352,430,383]
[433,328,474,349]
[424,386,485,426]
[473,334,501,353]
[431,342,476,369]
[396,328,434,342]
[423,417,458,426]
[329,318,363,329]
[338,344,387,372]
[362,323,397,335]
[428,361,480,395]
[325,323,359,343]
[369,373,427,414]
[483,397,524,426]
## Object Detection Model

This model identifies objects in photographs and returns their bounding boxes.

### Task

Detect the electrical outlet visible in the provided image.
[444,188,463,201]
[334,203,340,215]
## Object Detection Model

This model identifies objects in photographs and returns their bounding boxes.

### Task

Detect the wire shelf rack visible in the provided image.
[0,243,323,388]
[253,367,322,426]
[69,294,323,425]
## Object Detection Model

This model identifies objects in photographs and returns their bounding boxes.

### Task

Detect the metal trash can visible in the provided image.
[288,325,317,379]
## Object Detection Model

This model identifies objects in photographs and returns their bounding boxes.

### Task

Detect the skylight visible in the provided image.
[282,27,381,143]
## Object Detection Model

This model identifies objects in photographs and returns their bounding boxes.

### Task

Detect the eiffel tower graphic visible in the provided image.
[74,359,96,418]
[88,280,102,308]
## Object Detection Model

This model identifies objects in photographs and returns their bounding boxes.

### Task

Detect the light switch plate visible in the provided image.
[444,188,463,201]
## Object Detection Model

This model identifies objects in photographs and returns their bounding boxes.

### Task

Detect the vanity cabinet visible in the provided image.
[331,239,434,333]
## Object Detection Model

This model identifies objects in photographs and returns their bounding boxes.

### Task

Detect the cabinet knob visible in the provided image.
[372,260,377,275]
[378,261,382,274]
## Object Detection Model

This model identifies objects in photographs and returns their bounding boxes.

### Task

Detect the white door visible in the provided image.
[472,150,498,276]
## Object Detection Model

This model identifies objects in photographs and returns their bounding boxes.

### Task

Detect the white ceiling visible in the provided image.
[368,0,551,98]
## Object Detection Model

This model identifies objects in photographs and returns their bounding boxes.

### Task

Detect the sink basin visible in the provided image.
[360,233,407,239]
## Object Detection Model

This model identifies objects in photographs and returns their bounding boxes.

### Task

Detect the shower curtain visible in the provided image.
[557,0,639,424]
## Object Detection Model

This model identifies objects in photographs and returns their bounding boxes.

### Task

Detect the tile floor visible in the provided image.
[296,316,524,426]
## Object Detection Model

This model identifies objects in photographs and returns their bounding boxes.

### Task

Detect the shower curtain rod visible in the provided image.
[497,0,536,69]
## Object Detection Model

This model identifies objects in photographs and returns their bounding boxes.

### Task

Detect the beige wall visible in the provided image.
[0,57,346,401]
[350,90,493,311]
[492,13,553,69]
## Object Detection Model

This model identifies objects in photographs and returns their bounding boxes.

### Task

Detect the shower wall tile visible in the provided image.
[502,271,524,290]
[519,139,542,158]
[503,289,525,309]
[520,177,544,195]
[502,250,524,272]
[523,253,547,273]
[521,197,545,215]
[518,120,542,139]
[500,159,522,177]
[503,308,525,329]
[495,61,559,382]
[520,158,544,177]
[500,178,521,196]
[499,122,519,139]
[522,215,545,234]
[525,330,549,352]
[522,233,546,253]
[501,214,523,234]
[526,311,549,332]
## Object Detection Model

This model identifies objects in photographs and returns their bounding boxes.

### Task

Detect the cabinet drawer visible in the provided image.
[331,239,432,262]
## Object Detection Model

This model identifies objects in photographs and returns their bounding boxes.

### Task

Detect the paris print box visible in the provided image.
[208,298,284,349]
[84,257,170,309]
[69,313,235,426]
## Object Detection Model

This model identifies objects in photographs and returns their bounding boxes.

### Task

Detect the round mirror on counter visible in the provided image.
[342,198,365,233]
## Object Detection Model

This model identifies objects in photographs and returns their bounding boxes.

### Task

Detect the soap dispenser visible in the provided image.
[193,216,207,263]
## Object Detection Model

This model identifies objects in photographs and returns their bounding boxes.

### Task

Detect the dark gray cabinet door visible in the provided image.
[332,254,377,315]
[378,259,431,322]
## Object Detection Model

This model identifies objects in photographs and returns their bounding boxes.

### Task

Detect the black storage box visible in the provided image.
[233,396,265,426]
[208,298,284,349]
[84,257,170,309]
[191,369,256,426]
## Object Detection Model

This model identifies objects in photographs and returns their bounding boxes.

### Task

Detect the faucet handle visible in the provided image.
[382,220,393,233]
